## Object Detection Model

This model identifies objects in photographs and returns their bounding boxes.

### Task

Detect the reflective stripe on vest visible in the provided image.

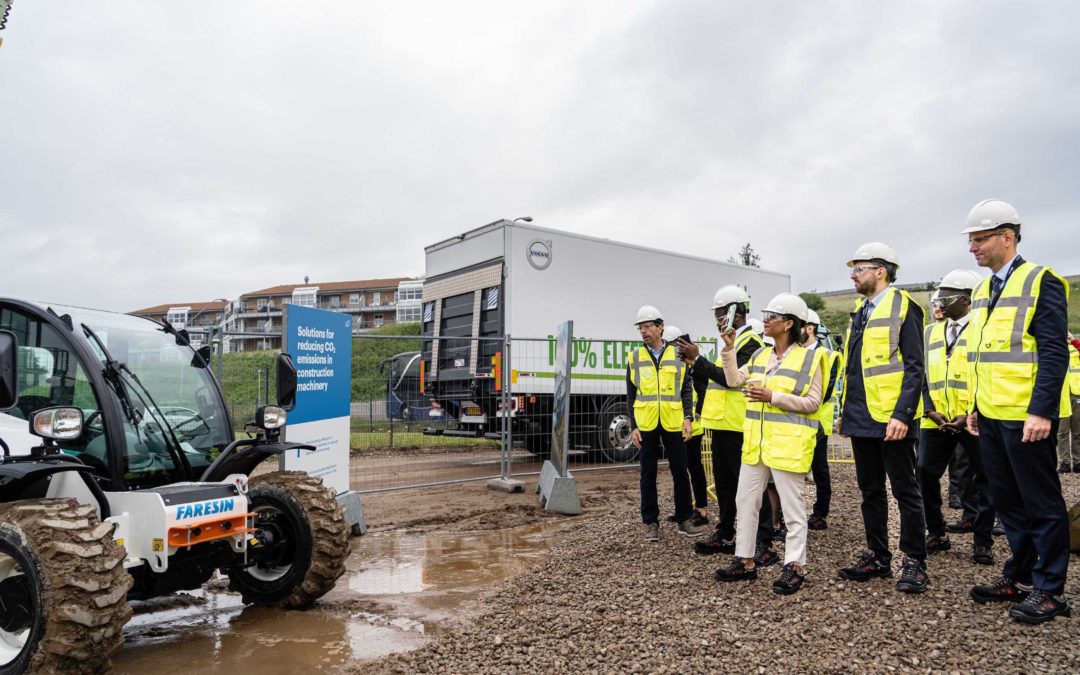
[1071,346,1080,397]
[842,287,924,424]
[741,345,821,474]
[701,330,764,432]
[967,262,1071,420]
[808,344,840,435]
[629,344,685,432]
[921,321,971,429]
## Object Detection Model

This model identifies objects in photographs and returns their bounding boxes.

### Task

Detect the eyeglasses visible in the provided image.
[931,294,964,309]
[967,231,1004,246]
[761,312,785,323]
[849,264,882,276]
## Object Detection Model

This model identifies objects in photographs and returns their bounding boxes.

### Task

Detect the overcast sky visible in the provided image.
[2,1,1078,312]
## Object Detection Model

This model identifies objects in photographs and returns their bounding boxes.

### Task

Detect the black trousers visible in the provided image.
[918,427,995,547]
[685,434,708,510]
[639,426,693,524]
[947,444,971,505]
[851,436,927,561]
[978,414,1069,594]
[707,429,772,545]
[810,428,832,518]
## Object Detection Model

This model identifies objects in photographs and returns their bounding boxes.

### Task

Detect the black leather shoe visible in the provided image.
[694,530,735,555]
[926,534,951,553]
[948,496,962,510]
[715,557,757,583]
[807,514,828,530]
[839,551,892,581]
[896,556,930,594]
[772,562,806,595]
[992,520,1006,537]
[1009,589,1071,624]
[971,545,994,566]
[946,520,974,534]
[971,577,1031,604]
[754,544,780,568]
[1057,462,1072,474]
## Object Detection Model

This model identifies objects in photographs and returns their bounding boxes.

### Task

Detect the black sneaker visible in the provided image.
[691,511,710,527]
[772,524,787,542]
[971,577,1031,604]
[946,520,974,533]
[971,545,994,566]
[1057,462,1072,474]
[754,544,781,568]
[693,530,735,555]
[926,534,951,554]
[896,556,930,594]
[1009,589,1071,624]
[807,514,828,531]
[992,520,1006,537]
[715,557,757,583]
[678,518,706,538]
[839,551,892,582]
[772,562,806,595]
[948,496,962,510]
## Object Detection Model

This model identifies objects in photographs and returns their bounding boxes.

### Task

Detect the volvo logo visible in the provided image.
[527,239,552,270]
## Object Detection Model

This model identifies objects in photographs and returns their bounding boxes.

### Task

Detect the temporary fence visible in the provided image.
[212,331,854,495]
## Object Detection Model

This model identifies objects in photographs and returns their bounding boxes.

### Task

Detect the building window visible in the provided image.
[291,287,318,308]
[256,299,268,311]
[166,308,190,327]
[396,305,422,323]
[373,314,384,328]
[372,291,381,306]
[328,295,340,308]
[350,293,361,306]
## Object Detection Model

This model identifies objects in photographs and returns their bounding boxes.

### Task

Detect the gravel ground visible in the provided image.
[353,465,1080,674]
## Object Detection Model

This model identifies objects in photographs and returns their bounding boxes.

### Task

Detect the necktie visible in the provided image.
[857,302,872,329]
[990,275,1004,304]
[947,323,960,354]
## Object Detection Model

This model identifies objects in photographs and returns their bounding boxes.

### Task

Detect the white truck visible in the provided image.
[419,220,791,462]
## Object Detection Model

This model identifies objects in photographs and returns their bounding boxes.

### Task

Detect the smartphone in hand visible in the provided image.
[721,305,737,333]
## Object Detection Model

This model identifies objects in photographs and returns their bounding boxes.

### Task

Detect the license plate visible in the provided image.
[464,406,482,416]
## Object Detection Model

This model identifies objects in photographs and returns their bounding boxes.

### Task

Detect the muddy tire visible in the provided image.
[0,498,132,675]
[227,471,349,609]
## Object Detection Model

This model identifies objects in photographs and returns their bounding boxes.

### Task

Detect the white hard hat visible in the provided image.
[662,325,682,342]
[930,290,940,302]
[747,318,765,335]
[962,199,1021,235]
[806,309,821,326]
[634,305,663,325]
[711,285,750,310]
[847,242,900,268]
[762,293,809,322]
[938,268,982,291]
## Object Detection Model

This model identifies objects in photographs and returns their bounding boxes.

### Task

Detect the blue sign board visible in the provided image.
[284,304,352,425]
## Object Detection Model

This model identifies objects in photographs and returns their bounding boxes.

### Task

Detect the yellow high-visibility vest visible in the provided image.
[921,321,971,429]
[842,287,924,423]
[701,329,765,432]
[809,344,841,435]
[1069,345,1080,397]
[629,344,686,432]
[967,262,1071,420]
[742,345,821,473]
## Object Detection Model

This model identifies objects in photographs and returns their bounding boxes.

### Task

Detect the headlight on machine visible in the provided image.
[31,407,85,441]
[255,405,287,430]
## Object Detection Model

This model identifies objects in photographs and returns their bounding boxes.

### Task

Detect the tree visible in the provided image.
[799,291,825,312]
[728,242,761,268]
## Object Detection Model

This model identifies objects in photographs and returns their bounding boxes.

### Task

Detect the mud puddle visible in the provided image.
[111,519,574,673]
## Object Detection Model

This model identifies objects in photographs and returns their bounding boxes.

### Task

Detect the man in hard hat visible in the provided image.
[962,200,1072,623]
[1056,333,1080,473]
[675,287,778,567]
[802,309,839,530]
[917,269,996,567]
[928,289,969,511]
[836,242,930,593]
[628,306,703,541]
[663,324,710,525]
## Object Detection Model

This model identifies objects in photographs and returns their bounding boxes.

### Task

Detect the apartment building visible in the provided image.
[226,277,420,352]
[130,300,228,348]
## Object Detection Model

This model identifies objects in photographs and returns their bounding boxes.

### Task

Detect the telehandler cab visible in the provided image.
[0,300,350,673]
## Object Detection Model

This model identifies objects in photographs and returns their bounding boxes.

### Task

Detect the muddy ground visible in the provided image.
[349,465,1080,674]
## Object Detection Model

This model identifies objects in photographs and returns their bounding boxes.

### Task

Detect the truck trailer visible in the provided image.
[419,220,791,462]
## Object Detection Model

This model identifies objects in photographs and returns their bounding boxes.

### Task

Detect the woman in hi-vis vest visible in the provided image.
[712,293,822,595]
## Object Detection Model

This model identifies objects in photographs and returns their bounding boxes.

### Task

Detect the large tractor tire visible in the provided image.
[227,472,349,609]
[0,498,132,675]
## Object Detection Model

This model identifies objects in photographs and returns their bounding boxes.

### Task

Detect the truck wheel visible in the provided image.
[228,472,349,609]
[596,400,638,464]
[0,498,132,675]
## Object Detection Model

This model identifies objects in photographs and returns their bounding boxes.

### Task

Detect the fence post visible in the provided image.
[488,333,524,493]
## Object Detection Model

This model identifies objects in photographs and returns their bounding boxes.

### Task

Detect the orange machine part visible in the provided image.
[168,512,257,548]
